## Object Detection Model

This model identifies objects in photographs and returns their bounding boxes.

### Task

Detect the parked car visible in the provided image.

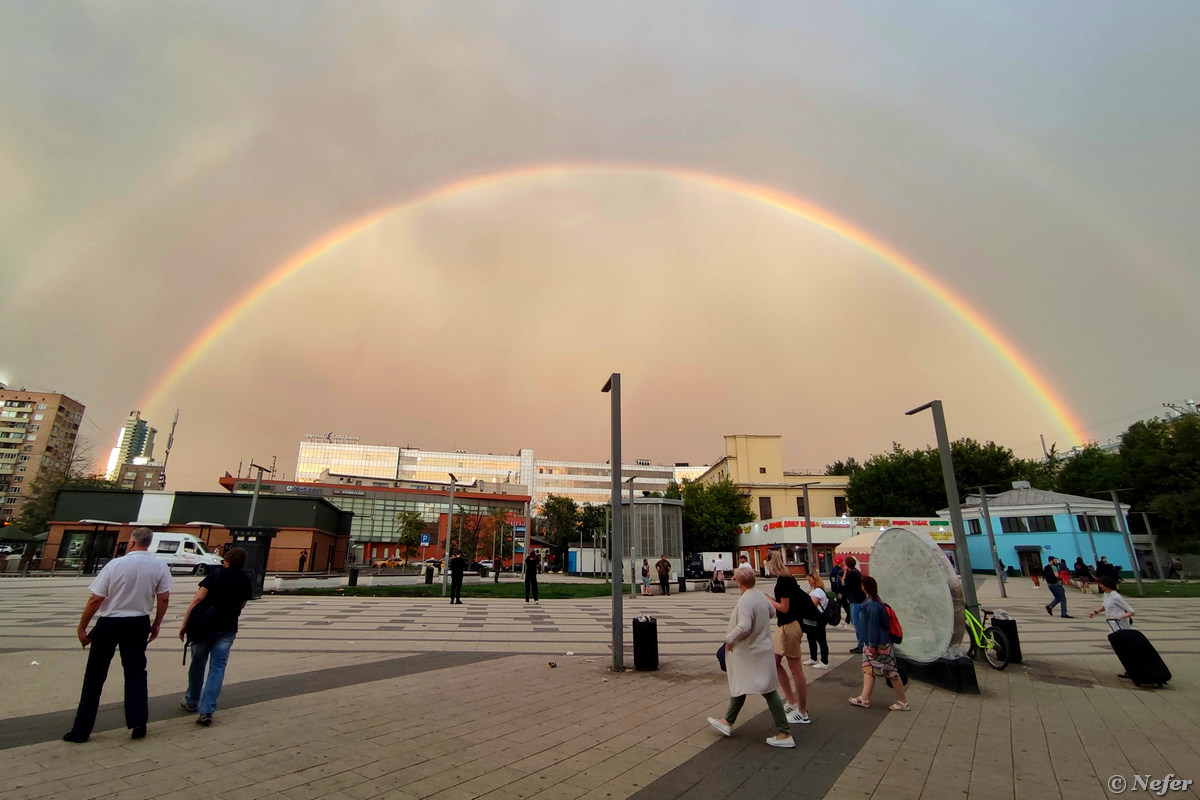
[478,560,494,570]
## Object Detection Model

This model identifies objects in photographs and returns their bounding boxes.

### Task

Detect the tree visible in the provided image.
[845,438,1050,516]
[540,494,579,567]
[1054,444,1121,499]
[825,457,862,476]
[1118,416,1200,551]
[16,437,116,536]
[393,511,427,566]
[676,478,755,554]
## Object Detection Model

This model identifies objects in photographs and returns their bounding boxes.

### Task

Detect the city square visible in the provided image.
[2,573,1197,800]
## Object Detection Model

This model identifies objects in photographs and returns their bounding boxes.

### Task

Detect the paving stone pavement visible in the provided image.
[1,573,1198,799]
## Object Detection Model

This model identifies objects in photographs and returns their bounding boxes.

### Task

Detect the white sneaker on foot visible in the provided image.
[707,717,732,737]
[767,735,796,748]
[813,662,829,669]
[787,710,811,724]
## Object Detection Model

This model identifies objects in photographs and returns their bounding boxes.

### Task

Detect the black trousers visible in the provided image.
[69,615,151,736]
[659,575,670,595]
[450,574,463,602]
[525,574,539,601]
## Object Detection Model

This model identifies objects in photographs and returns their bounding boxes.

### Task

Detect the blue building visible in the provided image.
[944,483,1159,579]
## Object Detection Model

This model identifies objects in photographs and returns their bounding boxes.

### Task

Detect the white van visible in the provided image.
[149,532,224,575]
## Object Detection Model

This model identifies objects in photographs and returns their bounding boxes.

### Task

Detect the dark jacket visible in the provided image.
[844,568,865,604]
[1042,563,1060,585]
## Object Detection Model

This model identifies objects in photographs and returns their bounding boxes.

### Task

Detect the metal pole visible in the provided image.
[1064,501,1083,564]
[974,489,1006,598]
[441,476,456,596]
[1110,490,1143,594]
[801,483,815,571]
[1080,511,1100,564]
[627,478,636,599]
[907,401,978,614]
[1143,512,1163,580]
[247,464,267,526]
[603,373,624,671]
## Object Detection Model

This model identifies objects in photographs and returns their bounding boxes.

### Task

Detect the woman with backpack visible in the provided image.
[804,572,830,669]
[848,575,909,711]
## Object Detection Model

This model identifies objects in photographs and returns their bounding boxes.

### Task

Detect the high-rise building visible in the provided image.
[0,386,86,522]
[295,436,706,510]
[105,411,157,481]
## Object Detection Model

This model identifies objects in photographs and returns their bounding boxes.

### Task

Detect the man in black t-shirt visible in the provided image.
[843,557,866,653]
[179,547,253,726]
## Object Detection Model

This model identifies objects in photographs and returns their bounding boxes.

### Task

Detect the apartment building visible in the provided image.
[0,386,86,522]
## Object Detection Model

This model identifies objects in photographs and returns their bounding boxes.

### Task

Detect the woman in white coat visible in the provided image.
[708,565,795,748]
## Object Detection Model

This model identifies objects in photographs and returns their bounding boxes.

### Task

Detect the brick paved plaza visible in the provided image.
[1,574,1198,800]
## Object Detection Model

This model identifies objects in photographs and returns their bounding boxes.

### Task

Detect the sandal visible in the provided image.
[848,696,870,708]
[889,701,910,712]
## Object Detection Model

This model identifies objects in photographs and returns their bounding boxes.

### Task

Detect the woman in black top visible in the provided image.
[763,550,811,725]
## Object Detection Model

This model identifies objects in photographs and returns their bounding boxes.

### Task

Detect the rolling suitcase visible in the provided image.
[1108,626,1170,687]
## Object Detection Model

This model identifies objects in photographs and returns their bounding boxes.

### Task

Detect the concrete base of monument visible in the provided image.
[897,654,979,694]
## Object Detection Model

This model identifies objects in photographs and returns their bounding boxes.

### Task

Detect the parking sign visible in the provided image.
[420,533,430,546]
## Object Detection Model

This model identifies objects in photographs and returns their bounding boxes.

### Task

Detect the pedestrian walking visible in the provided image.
[179,547,253,726]
[641,559,650,595]
[1088,575,1135,630]
[525,549,541,603]
[449,551,467,604]
[763,550,811,724]
[63,527,171,743]
[655,554,671,596]
[1043,557,1072,617]
[706,566,795,748]
[848,576,909,712]
[805,572,830,668]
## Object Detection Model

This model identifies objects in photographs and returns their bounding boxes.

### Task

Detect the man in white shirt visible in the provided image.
[63,527,171,743]
[713,554,728,583]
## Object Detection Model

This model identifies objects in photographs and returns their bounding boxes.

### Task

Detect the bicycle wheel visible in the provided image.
[982,626,1010,670]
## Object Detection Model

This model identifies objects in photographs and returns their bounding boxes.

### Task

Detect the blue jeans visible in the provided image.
[1047,584,1067,616]
[186,632,236,715]
[850,602,864,648]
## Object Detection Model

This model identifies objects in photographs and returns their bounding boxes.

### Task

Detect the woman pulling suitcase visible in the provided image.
[1090,576,1171,687]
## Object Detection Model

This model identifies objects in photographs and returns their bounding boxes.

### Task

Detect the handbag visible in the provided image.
[184,601,218,646]
[716,643,727,672]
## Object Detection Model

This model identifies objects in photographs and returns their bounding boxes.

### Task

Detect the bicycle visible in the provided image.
[964,607,1010,670]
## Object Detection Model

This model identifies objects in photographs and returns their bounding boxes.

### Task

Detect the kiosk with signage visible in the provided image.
[227,526,277,600]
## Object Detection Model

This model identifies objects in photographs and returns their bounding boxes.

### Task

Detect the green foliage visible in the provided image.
[392,511,427,565]
[846,439,1051,516]
[825,457,862,476]
[16,464,117,536]
[540,494,580,565]
[1119,416,1200,550]
[1054,444,1121,498]
[678,478,754,553]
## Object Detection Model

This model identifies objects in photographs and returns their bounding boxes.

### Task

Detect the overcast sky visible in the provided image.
[2,2,1198,490]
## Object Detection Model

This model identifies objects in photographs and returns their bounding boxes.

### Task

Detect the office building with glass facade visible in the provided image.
[295,439,705,511]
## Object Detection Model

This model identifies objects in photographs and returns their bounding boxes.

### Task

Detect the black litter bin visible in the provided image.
[424,566,435,584]
[678,575,687,593]
[348,567,359,587]
[991,616,1022,663]
[633,616,658,671]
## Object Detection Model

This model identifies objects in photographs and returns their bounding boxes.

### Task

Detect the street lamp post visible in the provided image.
[1109,490,1144,594]
[246,462,272,526]
[970,487,1006,599]
[792,481,820,572]
[906,401,978,615]
[440,474,457,597]
[627,477,637,599]
[602,373,624,671]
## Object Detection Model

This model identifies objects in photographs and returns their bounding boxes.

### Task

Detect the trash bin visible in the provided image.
[632,616,658,671]
[348,567,359,587]
[424,566,434,585]
[480,566,489,579]
[991,616,1022,663]
[678,575,687,593]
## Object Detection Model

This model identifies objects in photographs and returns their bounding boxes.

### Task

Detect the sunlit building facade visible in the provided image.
[105,411,157,481]
[0,387,85,523]
[294,438,706,510]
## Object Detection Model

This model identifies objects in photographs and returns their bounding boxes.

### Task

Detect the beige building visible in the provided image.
[697,434,850,522]
[0,386,86,523]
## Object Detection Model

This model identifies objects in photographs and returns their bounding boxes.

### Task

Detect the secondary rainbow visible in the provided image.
[140,164,1086,443]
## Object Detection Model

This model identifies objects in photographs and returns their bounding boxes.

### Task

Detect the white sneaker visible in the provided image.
[783,702,797,713]
[812,662,829,669]
[787,710,811,724]
[767,735,796,748]
[707,717,732,737]
[803,659,818,666]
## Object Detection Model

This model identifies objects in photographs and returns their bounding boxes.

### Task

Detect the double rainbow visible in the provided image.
[140,164,1085,444]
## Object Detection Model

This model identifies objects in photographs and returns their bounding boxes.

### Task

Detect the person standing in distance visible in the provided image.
[449,551,467,604]
[843,556,866,652]
[63,527,171,743]
[655,554,672,596]
[298,549,307,573]
[179,547,253,726]
[525,549,541,603]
